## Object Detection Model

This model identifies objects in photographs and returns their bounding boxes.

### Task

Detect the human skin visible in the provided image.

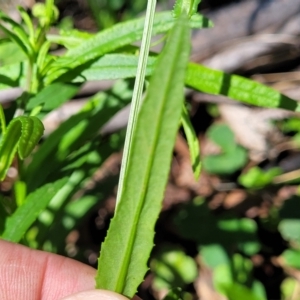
[0,239,128,300]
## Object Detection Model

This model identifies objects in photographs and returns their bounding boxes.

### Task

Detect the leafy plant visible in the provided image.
[203,123,247,175]
[239,166,282,189]
[151,246,198,290]
[1,0,300,299]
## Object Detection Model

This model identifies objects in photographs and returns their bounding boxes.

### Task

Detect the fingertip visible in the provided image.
[61,289,130,300]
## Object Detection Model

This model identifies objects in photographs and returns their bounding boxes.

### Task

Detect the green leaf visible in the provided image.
[185,63,300,111]
[0,11,34,58]
[201,244,230,268]
[18,6,35,43]
[206,123,235,151]
[151,246,197,290]
[238,166,282,189]
[279,196,300,245]
[203,147,247,175]
[26,82,81,113]
[281,277,297,299]
[173,0,201,18]
[33,132,125,251]
[47,29,94,49]
[39,176,119,253]
[25,84,131,191]
[45,11,210,84]
[0,116,44,180]
[19,52,156,87]
[0,104,6,134]
[279,219,300,245]
[202,124,247,175]
[17,117,44,159]
[76,54,156,82]
[36,41,52,76]
[163,288,183,300]
[213,258,266,300]
[95,15,191,297]
[0,194,10,235]
[281,248,300,269]
[181,104,201,179]
[0,40,26,65]
[174,199,260,256]
[215,278,265,300]
[1,177,68,242]
[32,2,59,26]
[14,180,27,207]
[0,62,26,90]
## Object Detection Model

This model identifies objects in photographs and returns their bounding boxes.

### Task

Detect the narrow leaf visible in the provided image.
[0,62,26,90]
[46,29,94,49]
[185,63,300,111]
[96,15,191,298]
[0,11,33,58]
[0,105,6,134]
[45,11,210,84]
[0,121,20,180]
[181,104,201,179]
[173,0,201,18]
[2,177,68,242]
[77,54,156,82]
[25,88,131,191]
[26,82,80,111]
[18,6,35,43]
[0,24,29,57]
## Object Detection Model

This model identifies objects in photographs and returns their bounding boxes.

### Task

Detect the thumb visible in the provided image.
[61,289,130,300]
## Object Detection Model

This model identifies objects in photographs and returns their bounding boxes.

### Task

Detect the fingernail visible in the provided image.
[61,289,129,300]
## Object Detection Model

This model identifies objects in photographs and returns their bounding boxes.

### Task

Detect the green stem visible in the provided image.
[116,0,157,207]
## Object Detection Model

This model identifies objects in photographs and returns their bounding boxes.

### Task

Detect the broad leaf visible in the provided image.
[281,248,300,269]
[279,196,300,245]
[203,124,247,175]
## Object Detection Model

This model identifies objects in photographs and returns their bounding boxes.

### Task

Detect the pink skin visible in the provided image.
[0,239,128,300]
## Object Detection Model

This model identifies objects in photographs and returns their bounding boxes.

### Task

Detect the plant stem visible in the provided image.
[115,0,157,207]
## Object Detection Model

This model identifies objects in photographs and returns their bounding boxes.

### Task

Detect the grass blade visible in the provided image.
[95,15,191,298]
